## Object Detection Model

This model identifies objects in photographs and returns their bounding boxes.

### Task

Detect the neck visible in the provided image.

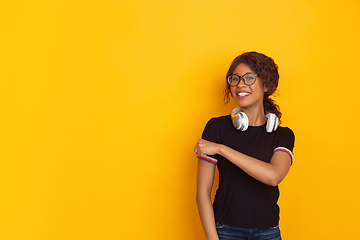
[241,106,267,126]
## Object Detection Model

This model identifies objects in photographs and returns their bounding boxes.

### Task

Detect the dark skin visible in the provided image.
[195,63,292,240]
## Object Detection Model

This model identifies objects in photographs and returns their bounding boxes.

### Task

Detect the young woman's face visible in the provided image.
[230,63,266,109]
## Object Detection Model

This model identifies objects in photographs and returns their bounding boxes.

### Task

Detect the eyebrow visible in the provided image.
[232,72,254,76]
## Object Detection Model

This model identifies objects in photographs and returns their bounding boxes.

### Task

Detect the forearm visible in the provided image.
[218,145,281,186]
[196,193,219,240]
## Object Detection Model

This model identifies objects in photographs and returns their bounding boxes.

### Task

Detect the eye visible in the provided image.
[244,73,257,82]
[227,75,241,86]
[232,76,240,81]
[245,75,255,80]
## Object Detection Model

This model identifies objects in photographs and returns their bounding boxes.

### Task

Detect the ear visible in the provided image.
[264,85,268,92]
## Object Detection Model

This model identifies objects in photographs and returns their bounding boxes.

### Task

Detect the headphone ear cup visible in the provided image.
[239,112,249,131]
[232,113,241,130]
[266,113,278,133]
[274,116,279,131]
[231,107,249,131]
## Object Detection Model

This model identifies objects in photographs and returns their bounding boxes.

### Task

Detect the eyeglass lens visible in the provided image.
[228,73,256,86]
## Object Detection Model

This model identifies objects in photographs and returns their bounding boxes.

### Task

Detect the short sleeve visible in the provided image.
[274,127,295,164]
[276,127,295,152]
[202,118,219,143]
[197,118,220,165]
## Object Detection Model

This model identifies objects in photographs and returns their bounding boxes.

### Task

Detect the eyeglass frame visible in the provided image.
[226,72,258,87]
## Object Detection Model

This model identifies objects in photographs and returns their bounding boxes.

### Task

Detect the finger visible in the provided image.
[194,144,201,155]
[194,141,199,152]
[195,140,203,155]
[195,147,200,155]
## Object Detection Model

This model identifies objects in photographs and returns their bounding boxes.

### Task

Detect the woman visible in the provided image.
[194,52,295,240]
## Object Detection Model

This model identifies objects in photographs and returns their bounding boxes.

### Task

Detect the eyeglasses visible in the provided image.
[227,73,258,86]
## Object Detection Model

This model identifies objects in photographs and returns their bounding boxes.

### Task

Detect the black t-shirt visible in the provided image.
[202,115,295,228]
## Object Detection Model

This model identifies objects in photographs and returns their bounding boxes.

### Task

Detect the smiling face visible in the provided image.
[230,63,266,110]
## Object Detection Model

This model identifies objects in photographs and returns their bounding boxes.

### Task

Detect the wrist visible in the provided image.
[218,144,226,156]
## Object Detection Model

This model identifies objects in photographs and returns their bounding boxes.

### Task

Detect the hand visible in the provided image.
[194,139,221,156]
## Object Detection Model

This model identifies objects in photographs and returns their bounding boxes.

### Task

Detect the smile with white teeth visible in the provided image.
[238,92,250,97]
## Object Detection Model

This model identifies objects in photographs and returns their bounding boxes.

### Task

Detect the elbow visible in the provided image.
[268,179,281,187]
[196,192,204,204]
[196,192,200,204]
[196,194,201,207]
[196,190,211,206]
[267,173,283,187]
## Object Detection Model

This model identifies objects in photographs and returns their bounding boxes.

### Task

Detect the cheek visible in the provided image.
[254,81,265,94]
[229,87,236,96]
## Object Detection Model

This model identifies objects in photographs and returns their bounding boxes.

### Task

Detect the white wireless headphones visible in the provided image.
[231,107,279,133]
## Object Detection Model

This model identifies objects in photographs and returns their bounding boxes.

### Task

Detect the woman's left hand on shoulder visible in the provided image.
[194,139,220,157]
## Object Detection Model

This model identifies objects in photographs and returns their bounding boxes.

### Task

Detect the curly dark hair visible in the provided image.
[224,51,282,121]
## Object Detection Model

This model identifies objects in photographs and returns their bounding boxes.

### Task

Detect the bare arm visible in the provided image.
[196,159,219,240]
[195,139,292,186]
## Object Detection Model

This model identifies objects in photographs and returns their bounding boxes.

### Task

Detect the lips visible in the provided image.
[237,91,250,97]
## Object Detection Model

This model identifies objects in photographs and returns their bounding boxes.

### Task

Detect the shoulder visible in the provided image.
[276,126,295,139]
[204,114,233,132]
[202,115,232,142]
[274,126,295,151]
[206,115,231,126]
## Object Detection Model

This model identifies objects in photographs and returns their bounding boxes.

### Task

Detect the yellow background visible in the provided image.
[1,0,360,239]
